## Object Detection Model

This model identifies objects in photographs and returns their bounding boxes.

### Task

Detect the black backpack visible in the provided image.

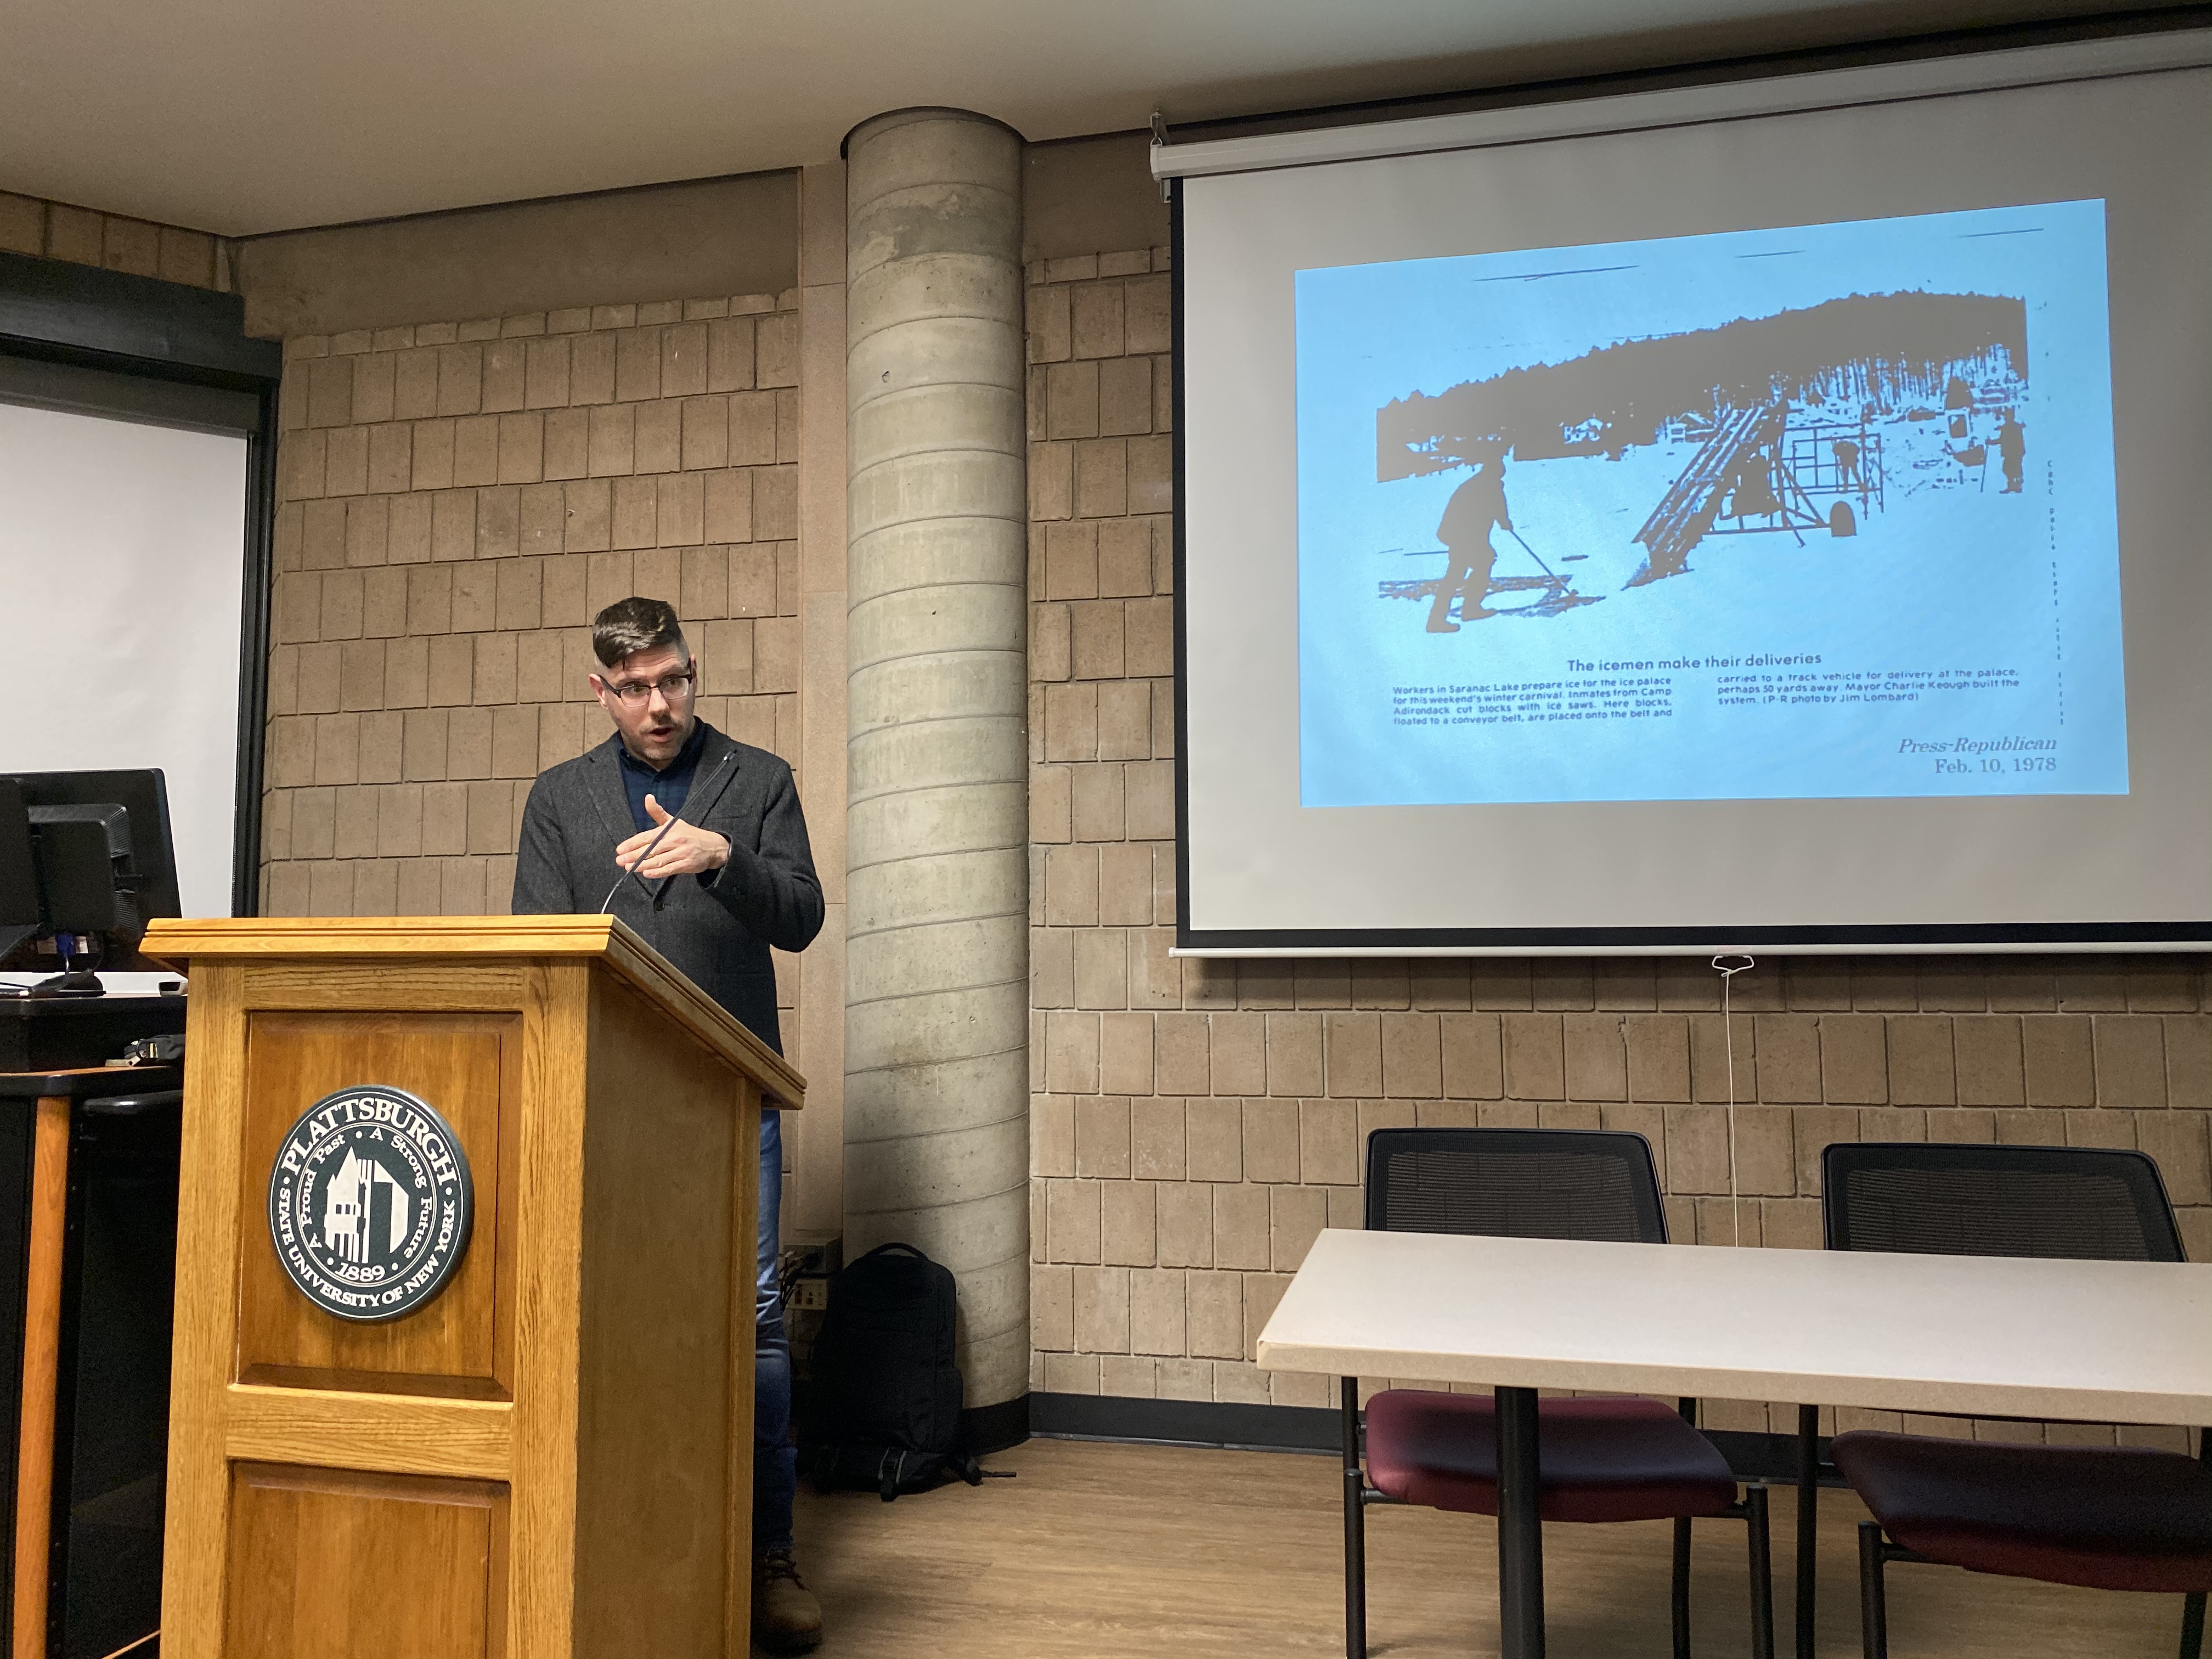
[806,1242,984,1500]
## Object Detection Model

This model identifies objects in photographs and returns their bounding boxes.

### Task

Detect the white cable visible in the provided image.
[1712,955,1757,1246]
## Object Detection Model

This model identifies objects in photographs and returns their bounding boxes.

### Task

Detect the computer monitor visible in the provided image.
[0,778,37,962]
[0,770,181,994]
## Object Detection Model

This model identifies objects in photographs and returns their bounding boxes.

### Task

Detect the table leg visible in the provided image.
[13,1094,69,1659]
[1796,1403,1819,1659]
[1496,1385,1545,1659]
[1342,1377,1365,1659]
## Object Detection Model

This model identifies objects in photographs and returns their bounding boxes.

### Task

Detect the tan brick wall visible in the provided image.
[258,289,811,1035]
[1023,245,2212,1449]
[0,189,226,289]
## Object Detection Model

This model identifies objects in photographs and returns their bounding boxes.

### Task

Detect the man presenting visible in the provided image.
[512,597,825,1655]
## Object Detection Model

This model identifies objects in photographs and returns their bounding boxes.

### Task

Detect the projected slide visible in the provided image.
[1295,201,2126,808]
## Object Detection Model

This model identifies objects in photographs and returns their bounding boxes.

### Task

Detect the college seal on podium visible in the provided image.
[266,1084,473,1322]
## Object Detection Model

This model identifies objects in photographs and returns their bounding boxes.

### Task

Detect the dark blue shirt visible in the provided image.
[616,719,708,833]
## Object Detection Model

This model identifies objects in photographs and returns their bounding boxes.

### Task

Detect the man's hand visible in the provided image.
[616,794,731,879]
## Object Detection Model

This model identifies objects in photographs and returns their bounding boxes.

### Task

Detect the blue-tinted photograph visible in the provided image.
[1295,200,2126,806]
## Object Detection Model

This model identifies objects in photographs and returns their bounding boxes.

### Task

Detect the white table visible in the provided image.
[1257,1228,2212,1659]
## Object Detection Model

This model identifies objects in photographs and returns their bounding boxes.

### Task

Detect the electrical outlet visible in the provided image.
[791,1277,829,1312]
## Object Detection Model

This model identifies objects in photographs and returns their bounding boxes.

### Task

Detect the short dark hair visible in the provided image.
[591,597,687,668]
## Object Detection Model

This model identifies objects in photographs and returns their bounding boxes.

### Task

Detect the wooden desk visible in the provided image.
[1257,1229,2212,1659]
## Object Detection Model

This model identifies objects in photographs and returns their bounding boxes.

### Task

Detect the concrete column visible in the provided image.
[792,162,849,1240]
[842,109,1029,1423]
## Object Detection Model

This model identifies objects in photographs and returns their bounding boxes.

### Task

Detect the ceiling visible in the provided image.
[0,0,2157,237]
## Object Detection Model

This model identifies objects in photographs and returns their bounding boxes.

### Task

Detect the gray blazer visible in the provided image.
[511,724,824,1056]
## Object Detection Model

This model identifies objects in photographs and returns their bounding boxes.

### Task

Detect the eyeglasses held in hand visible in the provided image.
[602,669,697,704]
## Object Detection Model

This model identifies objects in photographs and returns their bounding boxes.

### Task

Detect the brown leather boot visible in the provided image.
[753,1549,822,1655]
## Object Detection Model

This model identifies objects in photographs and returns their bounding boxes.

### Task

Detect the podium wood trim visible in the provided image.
[144,915,803,1108]
[223,1385,514,1479]
[145,917,798,1659]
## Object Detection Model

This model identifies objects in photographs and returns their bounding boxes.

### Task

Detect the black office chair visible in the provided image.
[1819,1141,2212,1659]
[1344,1127,1775,1659]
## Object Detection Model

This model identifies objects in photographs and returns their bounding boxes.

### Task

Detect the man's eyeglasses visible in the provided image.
[602,669,697,704]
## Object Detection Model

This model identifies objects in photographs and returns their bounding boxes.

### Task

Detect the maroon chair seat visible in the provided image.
[1832,1431,2212,1595]
[1365,1391,1741,1525]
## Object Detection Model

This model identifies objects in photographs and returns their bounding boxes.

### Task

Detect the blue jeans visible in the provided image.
[755,1109,796,1554]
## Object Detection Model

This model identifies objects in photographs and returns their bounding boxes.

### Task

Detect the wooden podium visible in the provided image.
[140,916,803,1659]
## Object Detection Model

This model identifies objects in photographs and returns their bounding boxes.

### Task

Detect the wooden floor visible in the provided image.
[789,1437,2180,1657]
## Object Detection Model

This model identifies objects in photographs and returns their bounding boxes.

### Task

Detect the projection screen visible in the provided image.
[1161,30,2212,953]
[0,399,250,918]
